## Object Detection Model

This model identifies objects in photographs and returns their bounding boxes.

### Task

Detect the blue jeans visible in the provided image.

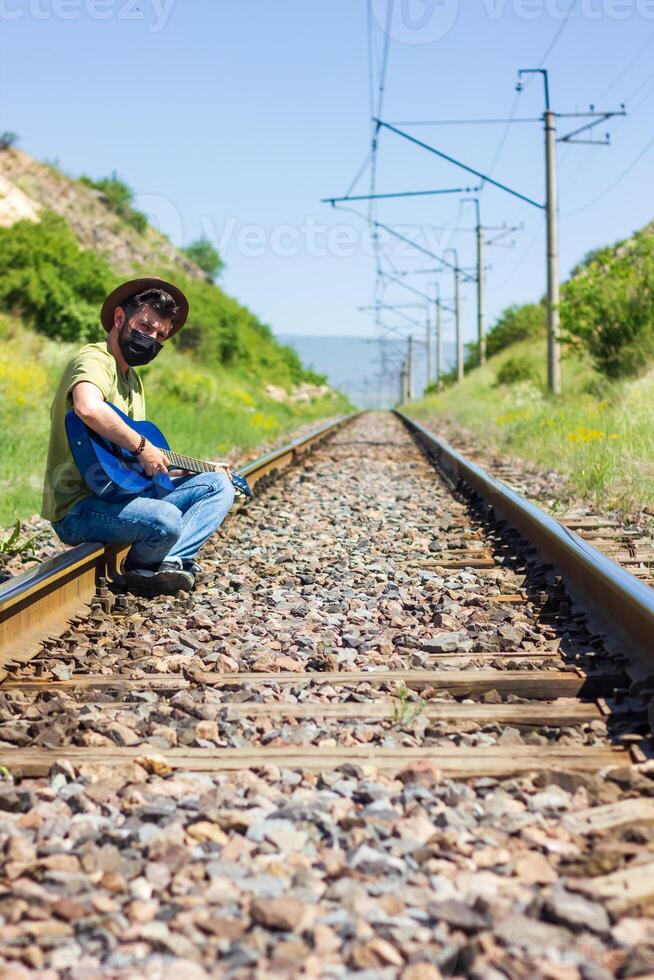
[52,471,235,568]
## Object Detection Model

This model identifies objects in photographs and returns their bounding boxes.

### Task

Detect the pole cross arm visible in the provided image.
[557,108,627,144]
[380,271,442,304]
[374,118,545,210]
[371,218,476,281]
[321,186,477,205]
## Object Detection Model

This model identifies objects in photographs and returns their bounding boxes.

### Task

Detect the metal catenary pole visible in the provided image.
[407,335,414,401]
[445,248,463,383]
[545,107,561,395]
[434,284,442,389]
[462,198,485,366]
[374,101,621,394]
[426,307,433,388]
[455,267,462,383]
[519,69,560,394]
[477,222,485,366]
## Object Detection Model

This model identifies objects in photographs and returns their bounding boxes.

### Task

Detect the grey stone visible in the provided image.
[543,884,611,935]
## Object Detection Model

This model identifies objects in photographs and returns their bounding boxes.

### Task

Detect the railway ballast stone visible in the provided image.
[0,413,652,977]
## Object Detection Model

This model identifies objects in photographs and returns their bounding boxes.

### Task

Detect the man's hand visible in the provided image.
[139,441,170,477]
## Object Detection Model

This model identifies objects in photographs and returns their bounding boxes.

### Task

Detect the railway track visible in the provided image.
[0,411,653,977]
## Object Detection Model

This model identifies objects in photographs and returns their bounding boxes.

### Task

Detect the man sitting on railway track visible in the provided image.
[41,277,235,596]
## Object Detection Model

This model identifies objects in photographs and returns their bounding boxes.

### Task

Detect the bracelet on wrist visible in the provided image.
[132,435,146,457]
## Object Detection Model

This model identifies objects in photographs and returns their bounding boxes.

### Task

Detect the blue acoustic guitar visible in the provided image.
[65,403,251,502]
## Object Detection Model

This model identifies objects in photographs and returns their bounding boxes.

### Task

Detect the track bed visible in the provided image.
[0,413,652,979]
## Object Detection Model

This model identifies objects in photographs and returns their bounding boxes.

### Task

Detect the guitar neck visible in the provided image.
[167,451,216,473]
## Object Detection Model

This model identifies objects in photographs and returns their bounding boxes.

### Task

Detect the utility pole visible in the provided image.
[406,335,414,401]
[371,96,624,394]
[545,104,561,395]
[463,197,485,366]
[435,284,442,389]
[518,69,560,393]
[425,307,433,389]
[445,249,463,383]
[455,266,462,383]
[477,221,485,366]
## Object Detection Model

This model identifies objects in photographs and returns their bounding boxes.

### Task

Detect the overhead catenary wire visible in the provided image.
[595,28,654,104]
[368,0,394,288]
[374,120,545,210]
[375,0,393,121]
[485,1,579,186]
[330,0,631,398]
[534,0,579,69]
[386,117,542,126]
[558,64,654,199]
[562,129,654,217]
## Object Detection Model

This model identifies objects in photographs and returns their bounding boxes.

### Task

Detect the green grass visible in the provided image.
[0,314,350,525]
[409,339,654,515]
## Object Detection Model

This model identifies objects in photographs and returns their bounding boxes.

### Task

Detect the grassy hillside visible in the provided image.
[410,340,654,512]
[0,148,350,524]
[409,223,654,515]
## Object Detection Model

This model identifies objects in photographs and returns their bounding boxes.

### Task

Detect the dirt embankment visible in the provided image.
[0,147,205,279]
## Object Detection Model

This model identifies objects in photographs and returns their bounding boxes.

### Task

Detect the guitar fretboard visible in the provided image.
[168,451,216,473]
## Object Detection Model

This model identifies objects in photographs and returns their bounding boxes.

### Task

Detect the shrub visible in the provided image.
[182,237,224,279]
[79,171,148,234]
[0,132,18,150]
[485,303,546,358]
[561,229,654,378]
[495,355,538,386]
[0,212,113,341]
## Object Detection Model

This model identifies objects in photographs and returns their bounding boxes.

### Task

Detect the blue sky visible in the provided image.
[0,0,652,353]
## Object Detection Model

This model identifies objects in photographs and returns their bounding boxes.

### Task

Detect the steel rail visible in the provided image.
[396,410,654,684]
[0,413,358,672]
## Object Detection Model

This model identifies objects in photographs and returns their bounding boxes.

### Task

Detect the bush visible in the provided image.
[182,237,224,279]
[486,303,546,358]
[495,355,538,386]
[79,171,148,234]
[561,229,654,378]
[0,131,18,150]
[0,212,114,341]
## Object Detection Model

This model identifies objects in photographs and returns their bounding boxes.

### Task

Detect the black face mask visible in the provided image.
[119,328,163,367]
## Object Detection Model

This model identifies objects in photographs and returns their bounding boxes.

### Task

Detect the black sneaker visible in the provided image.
[123,559,195,596]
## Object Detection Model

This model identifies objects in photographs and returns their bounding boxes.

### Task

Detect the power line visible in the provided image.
[484,2,580,185]
[562,129,654,217]
[559,69,654,199]
[386,117,541,126]
[535,0,579,68]
[322,185,477,205]
[375,119,545,209]
[595,28,654,103]
[343,149,372,198]
[483,89,522,185]
[366,0,376,122]
[376,0,393,121]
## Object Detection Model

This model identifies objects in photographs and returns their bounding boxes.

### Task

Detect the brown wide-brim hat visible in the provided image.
[101,277,190,337]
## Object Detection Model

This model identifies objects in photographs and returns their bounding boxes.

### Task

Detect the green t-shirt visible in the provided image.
[41,340,146,522]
